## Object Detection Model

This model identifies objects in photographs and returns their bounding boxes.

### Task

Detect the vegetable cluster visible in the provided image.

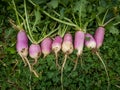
[7,0,120,89]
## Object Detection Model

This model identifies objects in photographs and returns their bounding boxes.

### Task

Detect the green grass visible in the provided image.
[0,0,120,90]
[0,29,120,89]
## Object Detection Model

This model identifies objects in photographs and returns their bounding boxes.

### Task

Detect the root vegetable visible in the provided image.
[52,36,62,68]
[41,37,52,58]
[29,44,41,66]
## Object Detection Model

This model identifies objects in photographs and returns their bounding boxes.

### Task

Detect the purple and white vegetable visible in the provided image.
[94,27,105,49]
[16,30,28,57]
[62,33,73,54]
[29,44,41,66]
[73,31,85,70]
[52,36,62,67]
[61,33,73,89]
[16,30,28,66]
[41,37,52,58]
[94,26,110,89]
[85,33,96,49]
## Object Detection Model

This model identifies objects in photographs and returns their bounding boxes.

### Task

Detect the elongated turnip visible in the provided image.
[85,31,110,90]
[61,33,73,90]
[41,37,52,58]
[73,30,85,70]
[16,30,28,56]
[52,36,62,68]
[16,30,38,77]
[94,27,105,49]
[85,33,96,49]
[29,44,41,66]
[93,27,110,90]
[16,30,28,66]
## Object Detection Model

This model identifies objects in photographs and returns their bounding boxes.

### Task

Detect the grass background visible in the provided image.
[0,0,120,90]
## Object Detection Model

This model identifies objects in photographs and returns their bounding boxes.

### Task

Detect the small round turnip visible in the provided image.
[85,33,96,49]
[41,37,52,58]
[29,44,41,66]
[52,36,62,68]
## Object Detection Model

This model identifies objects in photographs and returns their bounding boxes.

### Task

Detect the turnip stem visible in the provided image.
[115,85,120,88]
[42,10,78,28]
[12,0,20,27]
[53,10,72,23]
[9,19,21,31]
[61,54,67,90]
[79,5,82,27]
[72,13,78,26]
[102,9,109,25]
[96,51,110,90]
[24,0,36,43]
[28,0,36,6]
[113,22,120,26]
[103,17,116,27]
[37,27,58,44]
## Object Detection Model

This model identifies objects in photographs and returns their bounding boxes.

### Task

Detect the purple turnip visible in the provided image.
[29,44,41,66]
[94,26,105,49]
[73,31,85,70]
[16,30,28,66]
[61,33,73,90]
[93,27,109,89]
[62,33,73,54]
[16,30,28,57]
[52,36,62,68]
[85,33,96,49]
[16,30,39,77]
[41,37,52,58]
